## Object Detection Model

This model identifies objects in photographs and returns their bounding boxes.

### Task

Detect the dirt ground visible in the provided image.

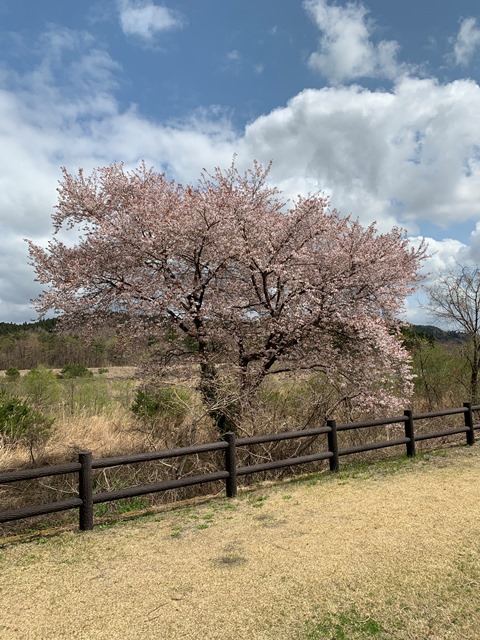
[1,446,480,640]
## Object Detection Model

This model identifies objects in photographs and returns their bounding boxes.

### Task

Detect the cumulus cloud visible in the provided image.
[409,237,467,277]
[0,36,232,321]
[241,78,480,233]
[453,17,480,66]
[0,27,120,238]
[0,235,41,323]
[401,237,468,324]
[304,0,405,83]
[3,24,480,321]
[462,222,480,264]
[117,0,183,42]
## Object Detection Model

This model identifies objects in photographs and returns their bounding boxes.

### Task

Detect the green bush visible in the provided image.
[64,377,112,416]
[4,367,20,380]
[23,365,62,408]
[0,395,54,460]
[131,386,190,423]
[58,364,93,379]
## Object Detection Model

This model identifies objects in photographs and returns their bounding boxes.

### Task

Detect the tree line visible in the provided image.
[0,320,129,370]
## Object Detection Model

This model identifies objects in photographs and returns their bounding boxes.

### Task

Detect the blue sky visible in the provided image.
[2,0,480,324]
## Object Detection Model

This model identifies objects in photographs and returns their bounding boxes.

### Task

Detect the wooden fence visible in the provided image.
[1,403,479,532]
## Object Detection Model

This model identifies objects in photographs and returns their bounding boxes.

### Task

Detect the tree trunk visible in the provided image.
[198,349,237,435]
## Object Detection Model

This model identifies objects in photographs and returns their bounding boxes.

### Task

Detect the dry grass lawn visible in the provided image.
[1,446,480,639]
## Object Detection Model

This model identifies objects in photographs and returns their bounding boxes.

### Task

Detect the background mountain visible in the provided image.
[411,324,467,343]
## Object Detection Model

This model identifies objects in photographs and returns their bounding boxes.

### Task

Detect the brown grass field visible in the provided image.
[1,444,480,639]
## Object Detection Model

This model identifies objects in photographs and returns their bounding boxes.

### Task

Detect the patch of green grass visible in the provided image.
[93,503,110,518]
[213,499,237,512]
[117,497,150,513]
[283,446,465,494]
[94,496,150,518]
[454,549,480,596]
[161,498,240,537]
[335,455,417,480]
[248,494,268,508]
[283,450,436,492]
[96,517,136,531]
[202,512,215,522]
[305,607,385,639]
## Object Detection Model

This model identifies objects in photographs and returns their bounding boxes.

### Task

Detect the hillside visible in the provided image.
[411,324,468,343]
[0,319,468,371]
[0,319,467,343]
[0,318,57,336]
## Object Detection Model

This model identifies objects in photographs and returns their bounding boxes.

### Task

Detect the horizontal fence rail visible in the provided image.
[1,403,479,532]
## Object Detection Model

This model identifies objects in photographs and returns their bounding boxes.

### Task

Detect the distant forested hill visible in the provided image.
[0,318,468,370]
[411,325,468,343]
[0,319,57,336]
[1,320,465,341]
[0,318,128,369]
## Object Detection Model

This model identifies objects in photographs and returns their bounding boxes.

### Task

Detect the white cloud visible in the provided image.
[304,0,406,83]
[3,25,480,321]
[227,50,241,62]
[401,237,468,324]
[453,17,480,66]
[220,50,244,74]
[117,0,183,42]
[5,58,480,235]
[0,235,41,323]
[241,78,480,233]
[409,237,467,277]
[0,32,233,321]
[0,26,120,238]
[462,222,480,264]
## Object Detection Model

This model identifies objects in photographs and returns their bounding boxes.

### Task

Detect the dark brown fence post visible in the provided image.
[78,451,93,531]
[327,419,339,472]
[224,432,237,498]
[403,410,416,457]
[463,402,475,445]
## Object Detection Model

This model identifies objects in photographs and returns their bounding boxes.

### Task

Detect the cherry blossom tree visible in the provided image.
[27,160,425,433]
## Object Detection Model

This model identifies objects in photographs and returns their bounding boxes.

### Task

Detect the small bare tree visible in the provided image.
[426,265,480,403]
